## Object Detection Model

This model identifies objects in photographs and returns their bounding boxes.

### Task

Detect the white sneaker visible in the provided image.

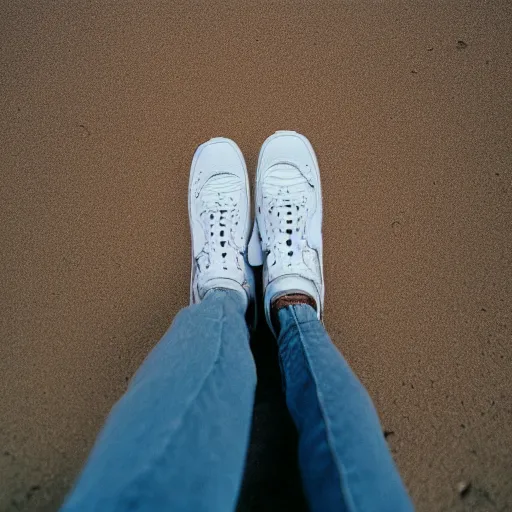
[189,137,254,310]
[250,131,324,332]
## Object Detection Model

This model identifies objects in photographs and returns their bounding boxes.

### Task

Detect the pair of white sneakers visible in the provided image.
[189,131,324,333]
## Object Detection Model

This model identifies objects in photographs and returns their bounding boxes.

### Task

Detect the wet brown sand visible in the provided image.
[1,1,511,510]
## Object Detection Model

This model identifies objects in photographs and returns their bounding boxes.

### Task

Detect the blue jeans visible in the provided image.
[61,290,413,512]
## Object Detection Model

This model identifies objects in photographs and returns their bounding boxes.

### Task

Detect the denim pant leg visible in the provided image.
[61,289,256,512]
[277,304,413,512]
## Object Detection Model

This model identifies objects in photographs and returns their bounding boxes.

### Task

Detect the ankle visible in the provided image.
[270,293,317,335]
[203,281,249,312]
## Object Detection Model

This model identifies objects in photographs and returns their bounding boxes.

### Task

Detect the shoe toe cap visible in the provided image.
[194,138,246,180]
[259,131,316,171]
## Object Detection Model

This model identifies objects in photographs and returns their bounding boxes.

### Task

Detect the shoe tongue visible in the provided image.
[248,220,264,266]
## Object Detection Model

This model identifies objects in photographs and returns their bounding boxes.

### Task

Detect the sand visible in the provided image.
[1,1,511,510]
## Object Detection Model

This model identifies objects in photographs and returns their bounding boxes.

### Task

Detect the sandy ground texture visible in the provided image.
[1,1,511,511]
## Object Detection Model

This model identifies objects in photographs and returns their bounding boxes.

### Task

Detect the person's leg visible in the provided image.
[61,288,256,512]
[252,131,413,511]
[276,303,413,512]
[63,136,257,512]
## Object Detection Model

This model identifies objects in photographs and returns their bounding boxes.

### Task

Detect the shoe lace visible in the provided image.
[265,185,308,267]
[200,178,241,271]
